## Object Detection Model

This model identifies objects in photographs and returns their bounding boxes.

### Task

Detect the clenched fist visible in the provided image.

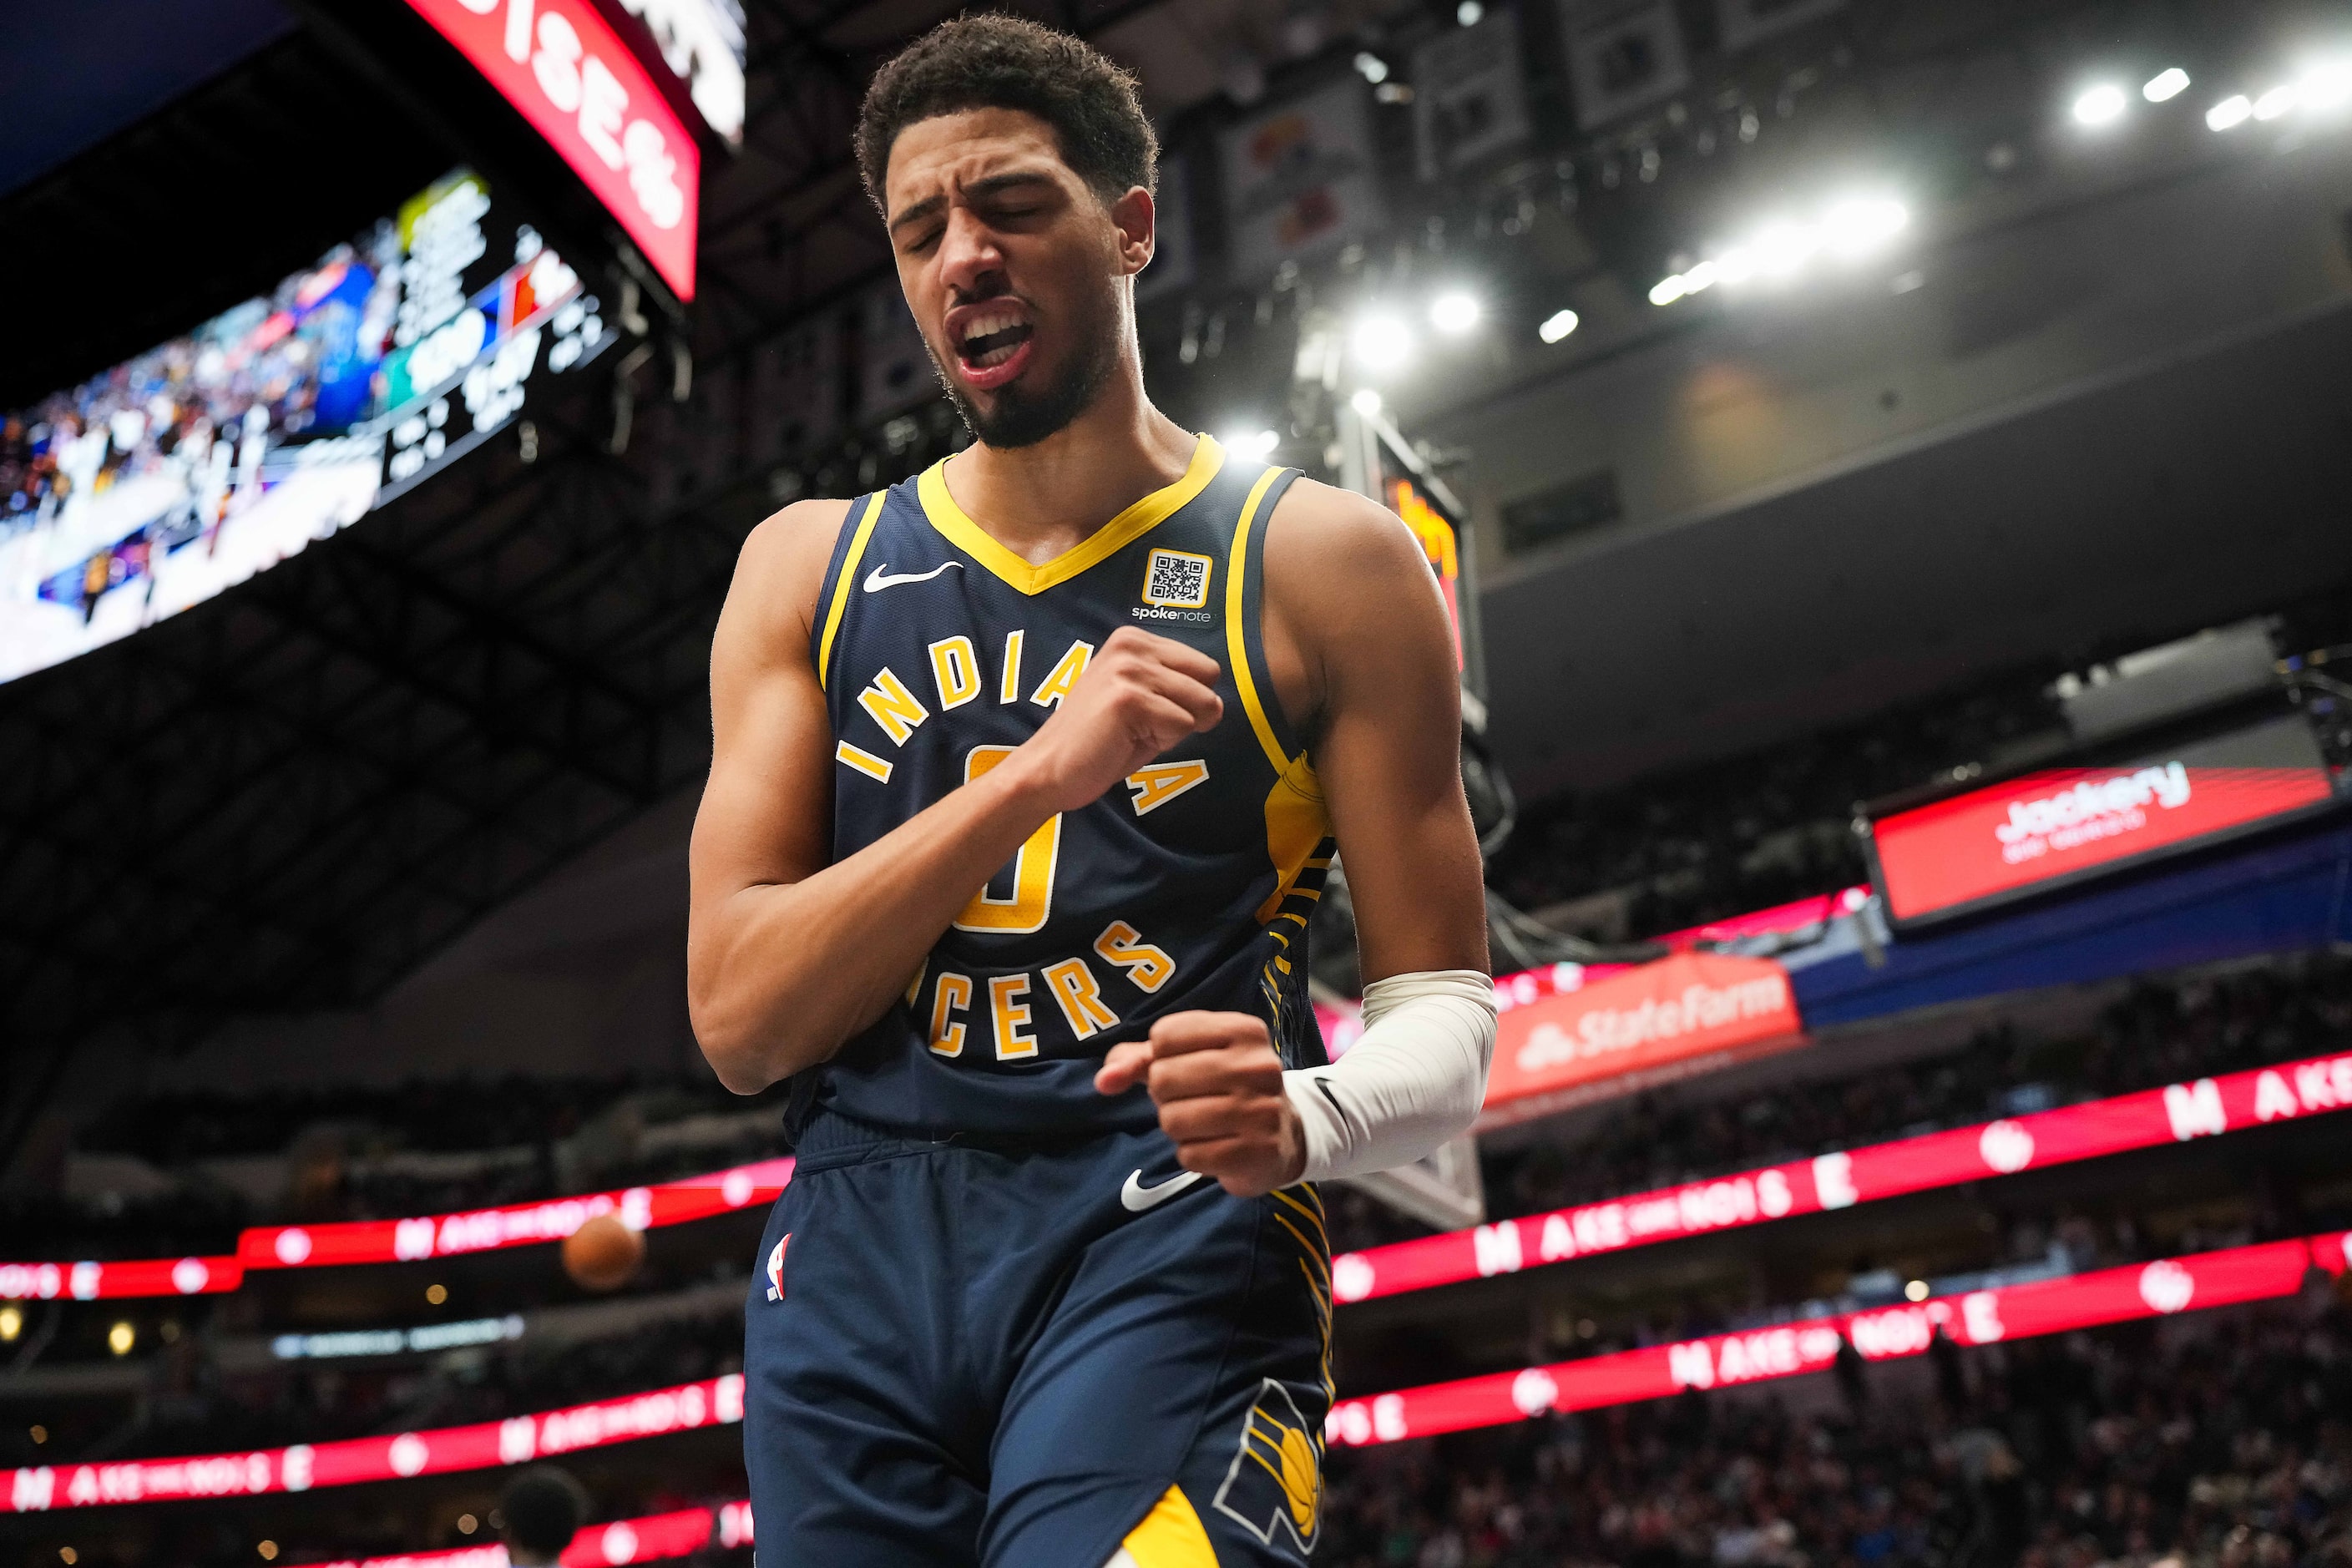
[1095,1011,1307,1197]
[1019,626,1222,814]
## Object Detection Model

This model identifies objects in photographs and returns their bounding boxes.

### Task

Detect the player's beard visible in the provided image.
[931,287,1119,450]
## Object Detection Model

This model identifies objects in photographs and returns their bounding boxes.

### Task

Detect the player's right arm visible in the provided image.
[687,506,1222,1095]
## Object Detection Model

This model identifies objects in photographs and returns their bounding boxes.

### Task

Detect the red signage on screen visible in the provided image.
[406,0,700,300]
[1324,1236,2320,1449]
[1481,952,1802,1124]
[238,1157,792,1270]
[1332,1047,2352,1305]
[1872,734,2334,925]
[0,1375,742,1514]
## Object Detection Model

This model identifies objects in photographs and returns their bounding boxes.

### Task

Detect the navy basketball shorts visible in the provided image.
[742,1109,1333,1567]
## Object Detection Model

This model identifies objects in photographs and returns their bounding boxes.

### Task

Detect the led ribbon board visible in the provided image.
[406,0,701,301]
[1332,1047,2352,1303]
[0,1158,789,1299]
[1,1375,743,1513]
[15,1047,2349,1304]
[1326,1233,2343,1449]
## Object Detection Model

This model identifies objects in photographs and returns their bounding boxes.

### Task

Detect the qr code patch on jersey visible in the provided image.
[1143,549,1214,609]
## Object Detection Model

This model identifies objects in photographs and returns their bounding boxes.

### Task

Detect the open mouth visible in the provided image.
[949,303,1035,388]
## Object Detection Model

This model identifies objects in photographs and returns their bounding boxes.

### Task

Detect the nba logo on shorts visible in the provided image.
[1211,1378,1321,1554]
[766,1235,790,1302]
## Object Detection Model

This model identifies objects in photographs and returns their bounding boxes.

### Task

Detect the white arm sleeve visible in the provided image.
[1282,969,1497,1183]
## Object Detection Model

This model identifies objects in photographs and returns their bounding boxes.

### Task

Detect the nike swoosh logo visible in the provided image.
[1120,1169,1205,1213]
[862,561,964,593]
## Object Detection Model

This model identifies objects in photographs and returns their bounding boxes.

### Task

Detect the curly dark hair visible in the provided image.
[855,14,1157,210]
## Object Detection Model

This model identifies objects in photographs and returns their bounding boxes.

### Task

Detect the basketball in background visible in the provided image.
[562,1212,645,1292]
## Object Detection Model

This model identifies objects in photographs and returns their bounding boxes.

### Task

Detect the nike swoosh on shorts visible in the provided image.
[862,561,964,592]
[1120,1169,1205,1212]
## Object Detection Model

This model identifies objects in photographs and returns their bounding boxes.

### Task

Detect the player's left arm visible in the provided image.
[1096,479,1495,1195]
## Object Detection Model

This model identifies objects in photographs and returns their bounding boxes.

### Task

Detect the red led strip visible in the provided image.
[0,1376,742,1514]
[1333,1050,2352,1304]
[1327,1234,2338,1449]
[1,1160,792,1300]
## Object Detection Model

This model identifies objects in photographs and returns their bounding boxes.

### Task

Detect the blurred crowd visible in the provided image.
[1320,1293,2352,1568]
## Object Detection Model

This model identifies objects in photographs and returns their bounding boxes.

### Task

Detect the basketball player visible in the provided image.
[687,17,1496,1565]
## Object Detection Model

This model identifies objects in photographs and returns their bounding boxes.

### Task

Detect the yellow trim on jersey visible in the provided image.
[1119,1484,1220,1568]
[915,435,1226,596]
[1254,755,1331,924]
[1222,464,1291,774]
[816,493,887,691]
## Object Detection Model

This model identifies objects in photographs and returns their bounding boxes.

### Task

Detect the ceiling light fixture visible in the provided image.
[1429,291,1482,333]
[2207,94,2253,129]
[2072,83,2128,125]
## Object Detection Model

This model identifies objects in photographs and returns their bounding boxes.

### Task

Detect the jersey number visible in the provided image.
[953,746,1062,934]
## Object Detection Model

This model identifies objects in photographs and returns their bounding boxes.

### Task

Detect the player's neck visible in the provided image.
[943,368,1197,567]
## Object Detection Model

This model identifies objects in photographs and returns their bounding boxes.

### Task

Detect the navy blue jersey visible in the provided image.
[796,434,1333,1140]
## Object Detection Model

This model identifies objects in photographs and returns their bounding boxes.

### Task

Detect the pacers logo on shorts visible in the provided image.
[1211,1378,1320,1554]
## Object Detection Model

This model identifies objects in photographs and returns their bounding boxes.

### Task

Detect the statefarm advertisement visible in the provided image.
[1870,714,2339,926]
[1477,951,1804,1125]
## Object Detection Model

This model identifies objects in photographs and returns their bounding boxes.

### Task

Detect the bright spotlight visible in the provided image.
[1429,291,1482,333]
[2072,83,2127,125]
[1713,246,1757,285]
[2302,62,2352,114]
[1218,428,1280,459]
[108,1321,135,1357]
[1538,309,1580,343]
[1822,197,1909,259]
[1457,0,1483,24]
[1751,221,1820,277]
[1348,388,1383,418]
[1353,51,1388,85]
[2142,67,2191,102]
[1904,1279,1930,1302]
[1648,275,1688,307]
[1350,312,1414,372]
[1680,260,1719,294]
[2207,94,2253,129]
[2253,83,2297,120]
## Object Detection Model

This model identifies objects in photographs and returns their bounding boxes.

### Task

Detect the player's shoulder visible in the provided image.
[737,496,859,585]
[1261,473,1432,588]
[721,497,861,656]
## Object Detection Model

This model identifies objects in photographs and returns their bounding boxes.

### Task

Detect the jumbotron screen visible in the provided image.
[0,169,615,688]
[1866,712,2339,928]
